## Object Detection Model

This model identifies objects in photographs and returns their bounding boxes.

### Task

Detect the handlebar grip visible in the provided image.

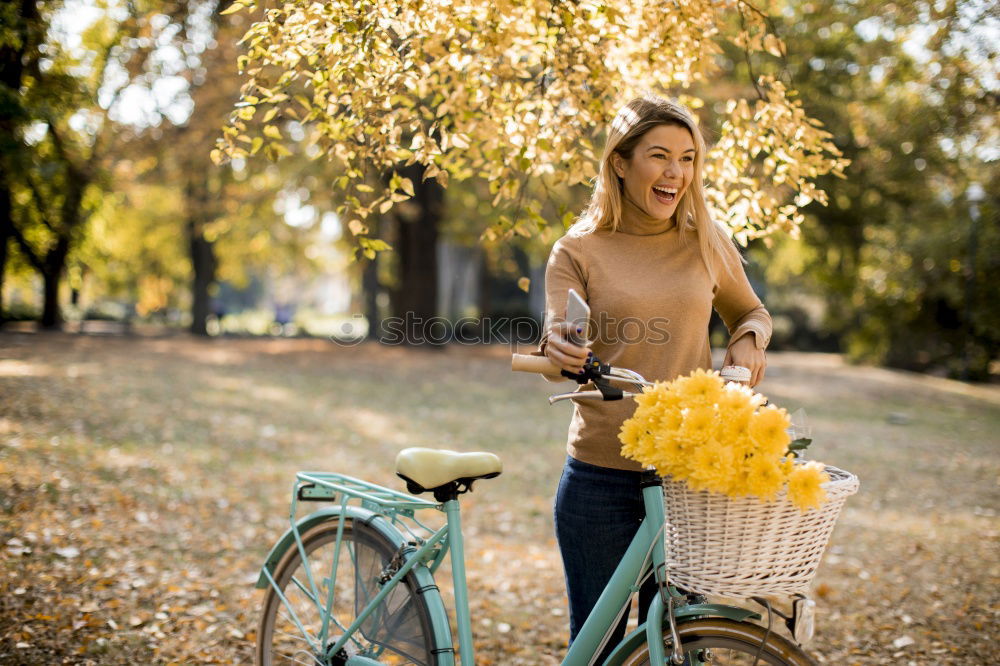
[511,353,563,377]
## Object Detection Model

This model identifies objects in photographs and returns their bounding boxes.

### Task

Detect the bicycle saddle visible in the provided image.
[395,447,502,499]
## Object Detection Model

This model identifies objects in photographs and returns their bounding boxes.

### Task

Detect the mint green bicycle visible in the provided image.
[254,355,818,665]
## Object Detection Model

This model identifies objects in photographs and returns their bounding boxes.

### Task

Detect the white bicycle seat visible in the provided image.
[395,447,502,492]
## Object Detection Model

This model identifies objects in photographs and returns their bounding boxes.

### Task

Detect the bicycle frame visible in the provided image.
[565,475,758,666]
[259,470,760,666]
[565,476,668,665]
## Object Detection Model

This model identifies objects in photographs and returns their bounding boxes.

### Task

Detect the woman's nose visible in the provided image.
[663,159,681,177]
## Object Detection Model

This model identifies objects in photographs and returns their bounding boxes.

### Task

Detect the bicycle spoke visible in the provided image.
[279,579,369,658]
[271,647,324,666]
[272,624,312,645]
[289,575,322,607]
[267,618,322,665]
[274,609,317,645]
[259,521,438,666]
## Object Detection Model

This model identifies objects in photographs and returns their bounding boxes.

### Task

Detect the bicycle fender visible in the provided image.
[603,603,761,665]
[255,506,389,589]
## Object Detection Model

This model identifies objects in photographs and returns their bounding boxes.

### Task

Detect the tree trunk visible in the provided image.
[361,256,381,342]
[391,164,442,346]
[188,219,217,336]
[0,191,10,323]
[0,1,42,324]
[477,249,493,317]
[39,235,69,329]
[40,267,62,328]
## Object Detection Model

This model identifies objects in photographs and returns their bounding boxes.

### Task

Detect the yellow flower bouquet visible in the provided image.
[619,369,859,597]
[619,369,829,511]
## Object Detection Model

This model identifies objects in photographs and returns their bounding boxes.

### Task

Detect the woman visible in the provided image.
[538,95,772,658]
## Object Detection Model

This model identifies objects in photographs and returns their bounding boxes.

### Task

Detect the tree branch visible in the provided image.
[738,5,768,102]
[43,121,85,183]
[88,91,124,172]
[87,36,135,172]
[737,0,793,90]
[8,217,44,272]
[23,171,57,234]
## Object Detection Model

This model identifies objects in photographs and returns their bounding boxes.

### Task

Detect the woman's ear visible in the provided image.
[611,153,625,179]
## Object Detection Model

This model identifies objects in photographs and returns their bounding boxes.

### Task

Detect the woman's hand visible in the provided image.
[544,321,591,375]
[724,334,766,387]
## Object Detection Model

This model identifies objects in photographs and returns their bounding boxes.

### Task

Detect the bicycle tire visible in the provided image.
[618,617,816,665]
[257,518,439,665]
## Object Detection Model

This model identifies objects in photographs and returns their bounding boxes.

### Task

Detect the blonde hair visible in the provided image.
[571,94,743,280]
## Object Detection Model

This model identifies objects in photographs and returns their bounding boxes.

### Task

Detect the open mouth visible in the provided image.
[652,185,678,204]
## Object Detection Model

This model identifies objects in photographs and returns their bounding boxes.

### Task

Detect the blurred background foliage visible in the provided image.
[0,0,996,380]
[740,0,998,380]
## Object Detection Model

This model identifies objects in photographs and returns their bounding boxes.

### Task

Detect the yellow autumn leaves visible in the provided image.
[619,369,829,511]
[219,1,848,254]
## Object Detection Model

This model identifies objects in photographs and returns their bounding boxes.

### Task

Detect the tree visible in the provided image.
[164,0,256,334]
[743,0,998,378]
[162,4,337,334]
[216,0,847,258]
[4,1,327,332]
[5,1,202,328]
[0,0,46,323]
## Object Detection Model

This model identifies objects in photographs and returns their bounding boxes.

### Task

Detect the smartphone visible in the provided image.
[565,288,590,347]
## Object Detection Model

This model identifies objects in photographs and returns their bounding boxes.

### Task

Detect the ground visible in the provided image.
[0,332,997,664]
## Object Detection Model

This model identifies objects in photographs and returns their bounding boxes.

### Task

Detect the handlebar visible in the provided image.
[510,353,564,377]
[511,353,652,404]
[513,352,754,407]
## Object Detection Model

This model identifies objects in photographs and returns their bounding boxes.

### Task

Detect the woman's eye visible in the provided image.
[682,156,694,162]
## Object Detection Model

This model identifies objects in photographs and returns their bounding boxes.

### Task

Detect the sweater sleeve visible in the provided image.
[712,246,772,351]
[533,236,588,381]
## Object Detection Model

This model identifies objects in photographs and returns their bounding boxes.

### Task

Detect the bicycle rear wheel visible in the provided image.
[257,518,438,665]
[619,618,816,665]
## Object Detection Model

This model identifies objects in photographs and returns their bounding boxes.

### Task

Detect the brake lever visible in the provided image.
[559,355,610,384]
[556,352,625,401]
[549,390,639,405]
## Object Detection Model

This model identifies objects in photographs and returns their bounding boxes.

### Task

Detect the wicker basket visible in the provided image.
[662,464,859,598]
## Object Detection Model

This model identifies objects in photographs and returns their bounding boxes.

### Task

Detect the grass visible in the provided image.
[0,333,997,664]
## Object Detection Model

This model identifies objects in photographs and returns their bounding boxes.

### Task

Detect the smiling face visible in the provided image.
[611,124,696,222]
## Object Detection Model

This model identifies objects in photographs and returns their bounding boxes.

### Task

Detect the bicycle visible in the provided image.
[254,352,819,665]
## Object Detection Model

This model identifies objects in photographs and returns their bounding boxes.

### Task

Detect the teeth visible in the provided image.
[653,186,678,194]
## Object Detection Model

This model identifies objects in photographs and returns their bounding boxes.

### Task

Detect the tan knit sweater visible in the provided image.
[538,199,772,471]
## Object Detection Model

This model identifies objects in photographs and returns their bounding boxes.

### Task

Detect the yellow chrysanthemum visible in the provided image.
[618,418,646,455]
[719,381,765,408]
[741,453,786,500]
[719,404,754,443]
[651,431,688,477]
[687,438,740,495]
[658,391,684,411]
[675,369,724,406]
[728,433,756,459]
[627,408,653,436]
[679,405,717,444]
[657,407,684,433]
[787,461,830,512]
[749,406,791,457]
[633,386,662,410]
[779,457,795,477]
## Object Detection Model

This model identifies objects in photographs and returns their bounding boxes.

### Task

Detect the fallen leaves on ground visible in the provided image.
[0,333,997,664]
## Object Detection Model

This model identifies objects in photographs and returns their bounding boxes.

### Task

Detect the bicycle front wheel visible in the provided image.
[619,618,816,665]
[257,518,439,665]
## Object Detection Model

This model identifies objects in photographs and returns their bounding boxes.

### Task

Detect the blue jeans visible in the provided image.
[554,456,658,662]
